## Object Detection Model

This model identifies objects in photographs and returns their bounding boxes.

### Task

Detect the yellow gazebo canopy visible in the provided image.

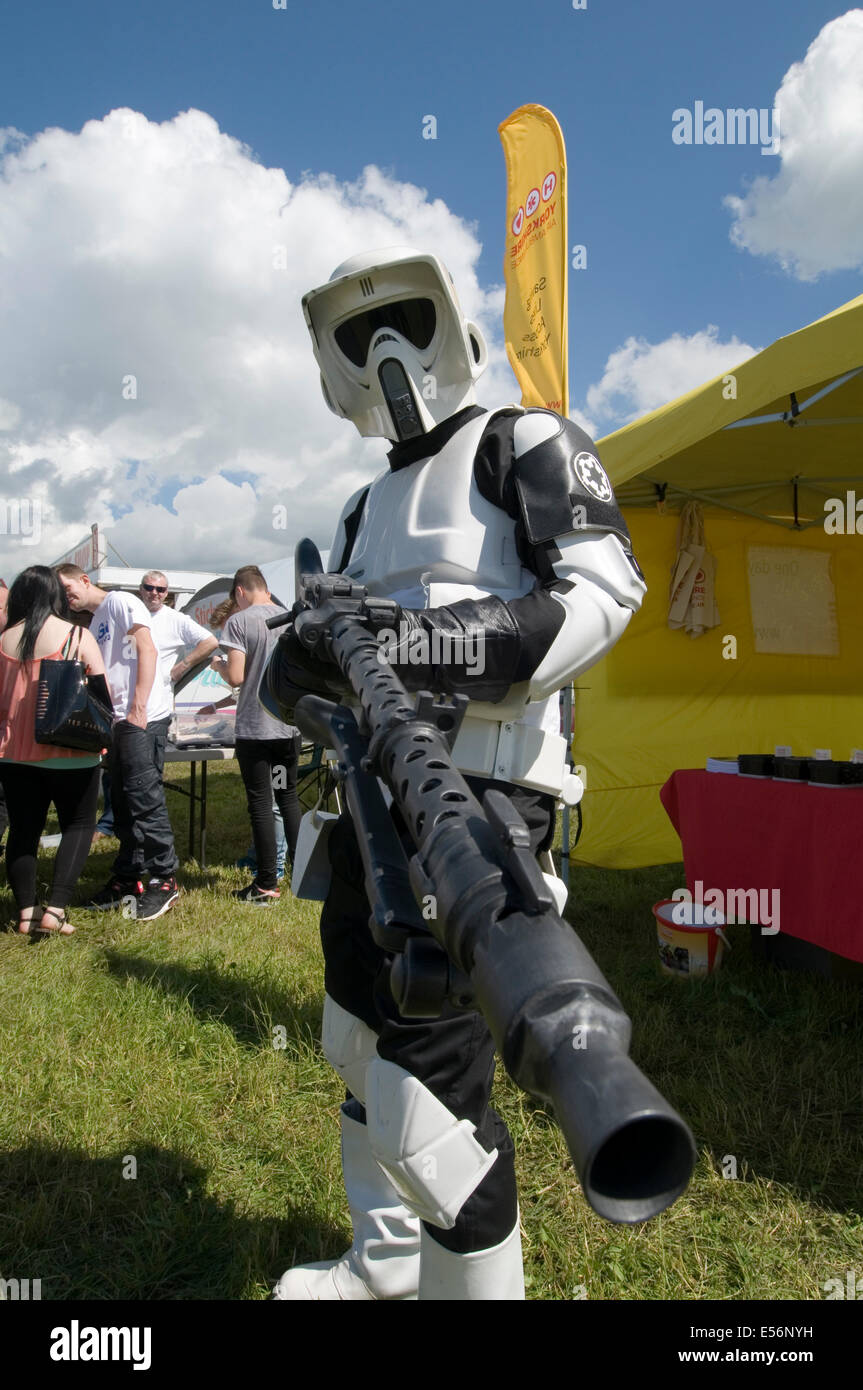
[571,293,863,869]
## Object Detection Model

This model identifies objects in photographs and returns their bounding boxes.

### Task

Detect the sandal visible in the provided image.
[34,906,75,937]
[17,907,44,936]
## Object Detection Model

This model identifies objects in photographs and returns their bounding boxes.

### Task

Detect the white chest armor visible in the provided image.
[343,413,530,611]
[339,412,577,803]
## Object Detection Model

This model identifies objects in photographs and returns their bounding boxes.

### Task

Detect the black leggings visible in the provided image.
[235,736,302,891]
[0,761,101,910]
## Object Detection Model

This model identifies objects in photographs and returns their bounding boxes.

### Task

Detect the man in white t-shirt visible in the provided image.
[58,565,180,921]
[137,571,219,719]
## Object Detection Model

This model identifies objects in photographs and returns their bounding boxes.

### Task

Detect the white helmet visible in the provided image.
[302,247,489,441]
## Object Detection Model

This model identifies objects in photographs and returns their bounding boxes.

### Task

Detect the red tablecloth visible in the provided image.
[660,770,863,963]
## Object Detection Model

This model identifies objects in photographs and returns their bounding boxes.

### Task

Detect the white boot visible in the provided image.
[273,1103,421,1300]
[417,1220,525,1301]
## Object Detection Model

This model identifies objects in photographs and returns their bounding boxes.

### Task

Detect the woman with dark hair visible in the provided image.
[0,565,107,935]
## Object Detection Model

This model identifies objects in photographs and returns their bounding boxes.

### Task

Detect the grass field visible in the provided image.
[1,757,861,1300]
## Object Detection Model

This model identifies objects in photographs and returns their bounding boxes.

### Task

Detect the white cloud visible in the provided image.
[583,326,759,432]
[569,407,599,439]
[724,10,863,280]
[0,107,513,576]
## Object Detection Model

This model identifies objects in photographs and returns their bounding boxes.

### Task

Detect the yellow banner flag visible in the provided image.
[498,104,568,414]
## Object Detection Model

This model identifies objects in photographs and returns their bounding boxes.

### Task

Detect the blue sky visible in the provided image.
[1,0,861,572]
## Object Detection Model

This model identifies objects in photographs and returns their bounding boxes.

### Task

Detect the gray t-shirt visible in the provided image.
[220,603,299,741]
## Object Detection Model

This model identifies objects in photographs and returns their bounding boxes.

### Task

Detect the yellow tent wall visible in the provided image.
[571,508,863,868]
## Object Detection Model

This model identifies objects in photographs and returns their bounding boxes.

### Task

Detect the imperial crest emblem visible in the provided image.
[573,452,613,502]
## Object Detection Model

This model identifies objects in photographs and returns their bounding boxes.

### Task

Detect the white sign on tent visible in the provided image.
[747,546,839,657]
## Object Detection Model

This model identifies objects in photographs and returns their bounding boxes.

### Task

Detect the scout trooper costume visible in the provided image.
[272,247,645,1301]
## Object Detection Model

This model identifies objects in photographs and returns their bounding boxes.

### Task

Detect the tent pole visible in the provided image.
[638,483,803,528]
[721,365,863,429]
[621,473,863,508]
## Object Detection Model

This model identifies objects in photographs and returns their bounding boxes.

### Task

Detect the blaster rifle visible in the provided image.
[265,539,696,1224]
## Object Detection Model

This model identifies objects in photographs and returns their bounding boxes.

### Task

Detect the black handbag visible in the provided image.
[35,628,114,753]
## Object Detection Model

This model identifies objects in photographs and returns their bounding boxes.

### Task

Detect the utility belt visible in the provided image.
[293,712,581,906]
[451,715,583,805]
[336,694,582,803]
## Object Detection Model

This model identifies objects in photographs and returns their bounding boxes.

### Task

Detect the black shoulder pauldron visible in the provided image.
[512,415,631,546]
[474,409,631,548]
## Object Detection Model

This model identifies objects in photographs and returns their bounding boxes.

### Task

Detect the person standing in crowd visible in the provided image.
[199,595,290,880]
[219,565,301,904]
[137,567,219,745]
[90,571,219,848]
[139,569,219,695]
[58,566,180,921]
[0,566,107,935]
[195,595,289,879]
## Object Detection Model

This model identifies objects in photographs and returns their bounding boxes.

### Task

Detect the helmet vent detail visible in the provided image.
[359,276,375,298]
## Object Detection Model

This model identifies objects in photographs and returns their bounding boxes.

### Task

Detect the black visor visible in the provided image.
[334,297,436,367]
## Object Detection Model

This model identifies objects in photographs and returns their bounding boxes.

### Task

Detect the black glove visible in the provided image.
[379,595,527,703]
[260,623,349,724]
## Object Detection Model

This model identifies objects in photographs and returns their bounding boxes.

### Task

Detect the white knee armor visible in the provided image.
[321,997,499,1230]
[365,1059,499,1229]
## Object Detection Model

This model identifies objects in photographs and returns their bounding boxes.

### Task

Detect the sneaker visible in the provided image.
[232,881,280,906]
[137,878,181,921]
[88,878,143,911]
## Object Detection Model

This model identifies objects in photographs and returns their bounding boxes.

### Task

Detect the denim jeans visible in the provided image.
[95,768,114,834]
[109,717,177,881]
